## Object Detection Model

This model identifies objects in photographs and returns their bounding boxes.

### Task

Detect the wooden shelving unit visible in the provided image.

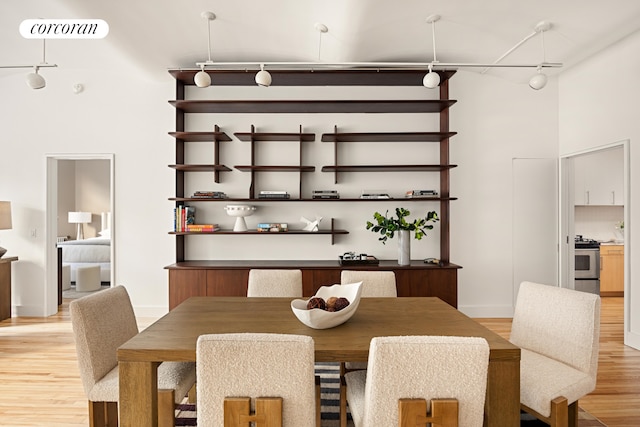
[166,68,460,304]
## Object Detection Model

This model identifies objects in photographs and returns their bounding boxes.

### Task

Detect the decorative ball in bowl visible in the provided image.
[291,282,362,329]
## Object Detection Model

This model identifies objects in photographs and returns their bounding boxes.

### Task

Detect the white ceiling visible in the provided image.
[2,0,640,84]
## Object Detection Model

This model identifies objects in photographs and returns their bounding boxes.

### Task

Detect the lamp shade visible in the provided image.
[68,211,91,224]
[0,201,12,230]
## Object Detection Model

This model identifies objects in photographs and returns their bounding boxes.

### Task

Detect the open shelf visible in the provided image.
[169,100,456,114]
[169,164,232,172]
[321,165,457,172]
[234,132,315,142]
[321,132,457,142]
[168,69,457,87]
[169,131,232,142]
[234,165,315,172]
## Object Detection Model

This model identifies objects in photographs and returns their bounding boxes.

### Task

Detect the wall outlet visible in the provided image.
[30,229,37,238]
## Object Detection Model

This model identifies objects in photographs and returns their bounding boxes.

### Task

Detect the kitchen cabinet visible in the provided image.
[600,244,624,296]
[574,147,624,206]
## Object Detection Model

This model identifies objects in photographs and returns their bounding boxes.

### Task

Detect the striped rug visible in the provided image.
[175,363,606,426]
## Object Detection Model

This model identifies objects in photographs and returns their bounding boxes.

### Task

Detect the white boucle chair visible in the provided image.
[247,269,303,297]
[510,281,601,427]
[196,333,319,427]
[340,270,397,297]
[340,270,397,373]
[343,335,490,427]
[69,285,197,427]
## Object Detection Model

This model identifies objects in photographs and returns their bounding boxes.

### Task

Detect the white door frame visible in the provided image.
[559,140,632,347]
[45,153,115,316]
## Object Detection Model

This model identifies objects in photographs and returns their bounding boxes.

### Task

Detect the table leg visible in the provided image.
[484,358,520,427]
[119,360,160,427]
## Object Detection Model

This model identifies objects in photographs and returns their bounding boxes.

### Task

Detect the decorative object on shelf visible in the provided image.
[224,205,256,232]
[256,223,288,232]
[366,208,439,265]
[0,201,12,258]
[339,252,379,266]
[68,211,91,240]
[300,215,322,232]
[291,282,362,329]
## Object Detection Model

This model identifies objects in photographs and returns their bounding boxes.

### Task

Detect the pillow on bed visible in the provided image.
[99,228,111,238]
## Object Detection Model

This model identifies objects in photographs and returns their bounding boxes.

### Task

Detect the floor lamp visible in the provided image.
[0,201,12,258]
[68,211,91,240]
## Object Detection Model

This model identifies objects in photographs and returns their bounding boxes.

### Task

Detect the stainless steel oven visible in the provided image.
[575,236,600,294]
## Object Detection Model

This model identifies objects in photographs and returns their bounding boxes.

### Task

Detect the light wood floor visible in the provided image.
[0,297,637,426]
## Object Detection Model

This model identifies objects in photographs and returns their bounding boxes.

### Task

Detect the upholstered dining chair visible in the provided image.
[69,285,197,427]
[247,269,303,297]
[196,333,319,427]
[510,281,601,427]
[343,335,490,427]
[340,270,397,297]
[340,270,397,373]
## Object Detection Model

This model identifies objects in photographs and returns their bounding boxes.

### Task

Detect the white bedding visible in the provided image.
[58,237,111,282]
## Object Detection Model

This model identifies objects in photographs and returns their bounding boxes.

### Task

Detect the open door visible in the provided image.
[45,154,114,316]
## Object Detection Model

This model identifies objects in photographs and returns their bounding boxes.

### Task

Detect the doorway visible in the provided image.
[45,154,114,316]
[560,141,630,345]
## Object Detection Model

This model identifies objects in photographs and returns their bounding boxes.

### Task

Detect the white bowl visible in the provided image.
[291,282,362,329]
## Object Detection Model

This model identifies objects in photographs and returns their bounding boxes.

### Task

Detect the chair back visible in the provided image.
[247,269,303,297]
[361,335,489,427]
[510,281,600,377]
[196,333,316,427]
[340,270,397,297]
[69,286,138,396]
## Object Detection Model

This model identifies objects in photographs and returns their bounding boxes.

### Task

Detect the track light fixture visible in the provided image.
[0,39,57,89]
[26,66,46,89]
[423,63,440,89]
[528,22,551,90]
[194,64,211,88]
[190,14,561,89]
[194,11,216,88]
[255,64,272,87]
[423,15,441,89]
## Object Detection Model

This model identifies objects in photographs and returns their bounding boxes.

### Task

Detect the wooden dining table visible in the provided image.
[117,296,520,427]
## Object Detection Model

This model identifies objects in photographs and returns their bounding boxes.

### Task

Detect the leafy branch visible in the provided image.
[366,207,439,244]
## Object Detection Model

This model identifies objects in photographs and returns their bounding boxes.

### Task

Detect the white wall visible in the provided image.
[0,57,560,317]
[559,29,640,347]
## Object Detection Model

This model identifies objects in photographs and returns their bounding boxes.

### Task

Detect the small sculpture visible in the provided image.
[300,215,322,232]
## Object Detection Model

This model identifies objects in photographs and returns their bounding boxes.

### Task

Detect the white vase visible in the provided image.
[397,230,410,265]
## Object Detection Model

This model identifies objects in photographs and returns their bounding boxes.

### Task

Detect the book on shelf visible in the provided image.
[312,190,340,199]
[173,205,196,232]
[259,190,289,195]
[186,224,219,232]
[405,189,439,198]
[258,193,290,199]
[257,223,288,232]
[192,190,227,199]
[360,193,391,199]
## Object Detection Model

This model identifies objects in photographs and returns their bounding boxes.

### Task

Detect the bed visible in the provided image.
[58,234,111,283]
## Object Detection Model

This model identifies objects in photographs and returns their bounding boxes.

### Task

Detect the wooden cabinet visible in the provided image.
[167,260,460,310]
[0,256,18,321]
[600,245,624,296]
[574,147,624,206]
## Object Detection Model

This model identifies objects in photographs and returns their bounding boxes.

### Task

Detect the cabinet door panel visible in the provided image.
[168,270,207,310]
[309,270,341,296]
[207,270,249,296]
